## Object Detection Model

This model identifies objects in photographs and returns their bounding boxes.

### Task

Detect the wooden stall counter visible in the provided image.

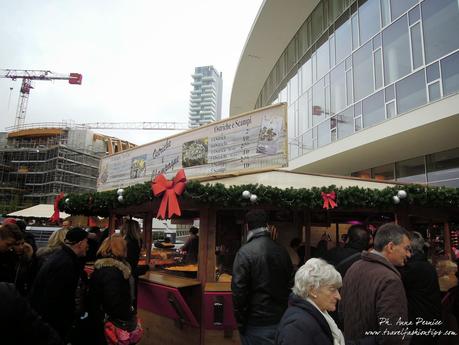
[140,271,201,288]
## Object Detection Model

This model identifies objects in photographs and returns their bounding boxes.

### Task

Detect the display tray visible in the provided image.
[139,271,200,288]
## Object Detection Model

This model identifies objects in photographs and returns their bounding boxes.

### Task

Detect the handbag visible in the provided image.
[104,316,144,345]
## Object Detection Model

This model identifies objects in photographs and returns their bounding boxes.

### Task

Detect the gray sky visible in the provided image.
[0,0,262,145]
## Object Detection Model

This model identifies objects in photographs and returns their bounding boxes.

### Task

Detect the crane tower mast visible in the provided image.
[0,69,82,128]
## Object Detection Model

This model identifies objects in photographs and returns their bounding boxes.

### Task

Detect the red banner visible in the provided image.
[50,192,65,223]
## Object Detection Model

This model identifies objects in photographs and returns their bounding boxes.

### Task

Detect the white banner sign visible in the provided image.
[97,104,288,191]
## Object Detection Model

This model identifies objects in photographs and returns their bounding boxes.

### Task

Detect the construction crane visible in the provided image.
[0,69,82,128]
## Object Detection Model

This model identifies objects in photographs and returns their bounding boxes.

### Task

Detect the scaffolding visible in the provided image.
[0,128,130,214]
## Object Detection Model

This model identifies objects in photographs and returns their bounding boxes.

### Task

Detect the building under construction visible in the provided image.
[0,125,135,214]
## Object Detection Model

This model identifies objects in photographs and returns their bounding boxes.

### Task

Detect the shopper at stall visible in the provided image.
[36,225,69,268]
[340,223,411,345]
[121,219,142,273]
[232,209,293,345]
[181,226,199,263]
[400,232,441,345]
[88,234,143,345]
[29,227,89,342]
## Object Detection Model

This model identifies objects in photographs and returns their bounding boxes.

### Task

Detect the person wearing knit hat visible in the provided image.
[29,226,89,341]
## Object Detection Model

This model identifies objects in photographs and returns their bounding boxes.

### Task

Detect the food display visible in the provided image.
[165,264,198,272]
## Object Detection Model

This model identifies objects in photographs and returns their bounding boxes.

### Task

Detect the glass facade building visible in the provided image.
[243,0,459,186]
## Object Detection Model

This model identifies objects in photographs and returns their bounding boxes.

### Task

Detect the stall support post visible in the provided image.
[198,207,216,283]
[444,221,452,260]
[303,211,311,260]
[109,214,116,235]
[395,206,410,230]
[143,213,153,265]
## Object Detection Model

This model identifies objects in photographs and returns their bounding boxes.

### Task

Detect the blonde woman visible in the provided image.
[120,219,142,272]
[36,227,69,268]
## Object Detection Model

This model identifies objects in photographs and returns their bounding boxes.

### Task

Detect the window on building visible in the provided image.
[396,156,426,183]
[426,148,459,183]
[383,15,411,84]
[317,36,330,80]
[335,13,352,63]
[422,0,459,64]
[301,58,313,93]
[312,78,326,125]
[372,164,395,180]
[351,169,371,179]
[330,62,346,115]
[380,0,391,27]
[337,106,354,139]
[311,2,325,43]
[359,0,381,44]
[396,69,427,114]
[353,41,374,101]
[317,119,331,147]
[441,51,459,97]
[363,90,385,127]
[390,0,417,20]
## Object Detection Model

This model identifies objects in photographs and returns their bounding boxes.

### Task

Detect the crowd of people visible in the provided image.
[232,210,459,345]
[0,217,144,345]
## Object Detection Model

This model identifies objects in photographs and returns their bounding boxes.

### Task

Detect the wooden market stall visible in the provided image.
[61,169,459,345]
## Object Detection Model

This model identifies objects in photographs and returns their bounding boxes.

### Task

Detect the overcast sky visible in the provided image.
[0,0,262,145]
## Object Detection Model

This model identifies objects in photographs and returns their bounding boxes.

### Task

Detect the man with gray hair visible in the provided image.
[340,223,411,345]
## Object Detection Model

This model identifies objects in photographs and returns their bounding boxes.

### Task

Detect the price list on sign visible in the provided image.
[97,104,288,191]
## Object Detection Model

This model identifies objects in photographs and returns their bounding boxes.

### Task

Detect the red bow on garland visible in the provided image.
[151,169,186,219]
[321,191,337,210]
[50,192,65,223]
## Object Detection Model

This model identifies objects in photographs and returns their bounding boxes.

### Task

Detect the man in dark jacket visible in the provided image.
[232,209,293,345]
[400,232,441,345]
[1,282,63,345]
[322,224,370,277]
[29,227,89,342]
[341,223,412,345]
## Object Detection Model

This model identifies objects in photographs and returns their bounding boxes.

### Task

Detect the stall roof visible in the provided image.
[194,169,397,190]
[8,204,70,219]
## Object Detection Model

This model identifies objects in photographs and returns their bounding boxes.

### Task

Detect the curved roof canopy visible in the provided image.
[230,0,319,116]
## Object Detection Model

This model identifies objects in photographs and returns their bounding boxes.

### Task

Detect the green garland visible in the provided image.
[59,180,459,217]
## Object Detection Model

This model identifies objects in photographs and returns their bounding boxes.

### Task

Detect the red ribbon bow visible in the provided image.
[50,192,65,223]
[151,169,186,219]
[321,191,337,210]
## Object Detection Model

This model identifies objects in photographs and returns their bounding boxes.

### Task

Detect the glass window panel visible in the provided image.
[312,2,324,43]
[380,0,391,27]
[383,15,411,84]
[286,39,297,72]
[345,57,352,70]
[362,90,385,127]
[330,0,345,22]
[385,84,395,101]
[301,59,313,92]
[325,83,331,116]
[396,156,426,183]
[317,119,331,147]
[441,51,459,96]
[336,14,352,63]
[354,101,362,116]
[351,169,371,179]
[396,69,427,114]
[330,62,347,115]
[317,39,330,80]
[372,164,395,180]
[352,14,360,50]
[289,74,299,104]
[428,82,441,102]
[390,0,417,20]
[330,35,336,67]
[374,49,383,89]
[422,0,459,64]
[346,69,353,104]
[288,104,296,139]
[426,148,459,182]
[337,107,354,139]
[373,33,382,49]
[353,41,374,101]
[298,22,309,56]
[426,62,440,83]
[359,0,381,44]
[312,79,326,125]
[410,23,423,70]
[354,116,363,131]
[312,53,318,82]
[298,93,309,134]
[408,5,420,25]
[386,101,396,118]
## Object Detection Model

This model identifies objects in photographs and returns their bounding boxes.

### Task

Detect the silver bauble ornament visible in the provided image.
[392,195,400,204]
[397,190,407,199]
[65,198,70,204]
[242,190,251,199]
[250,194,258,203]
[117,188,124,196]
[117,195,124,203]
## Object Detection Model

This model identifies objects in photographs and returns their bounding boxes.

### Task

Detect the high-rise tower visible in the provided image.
[189,66,223,128]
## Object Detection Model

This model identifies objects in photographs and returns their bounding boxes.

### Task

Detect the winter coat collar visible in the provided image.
[94,257,131,279]
[247,227,269,242]
[361,250,401,277]
[289,293,334,343]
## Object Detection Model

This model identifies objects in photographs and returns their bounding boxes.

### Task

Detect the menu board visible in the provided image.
[97,104,288,191]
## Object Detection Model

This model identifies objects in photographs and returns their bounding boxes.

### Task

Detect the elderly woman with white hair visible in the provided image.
[275,258,374,345]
